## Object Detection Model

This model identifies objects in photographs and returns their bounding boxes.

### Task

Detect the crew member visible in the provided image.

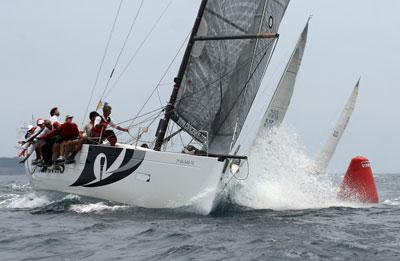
[83,111,99,140]
[31,120,53,165]
[64,111,100,163]
[18,119,46,162]
[40,115,80,163]
[91,104,129,146]
[49,107,61,129]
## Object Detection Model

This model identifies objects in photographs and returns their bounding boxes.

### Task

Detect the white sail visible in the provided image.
[315,79,360,174]
[259,20,309,130]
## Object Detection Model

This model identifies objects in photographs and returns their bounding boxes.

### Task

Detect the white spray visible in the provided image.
[230,126,354,210]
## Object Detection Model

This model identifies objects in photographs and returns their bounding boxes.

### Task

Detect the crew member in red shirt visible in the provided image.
[40,115,80,163]
[91,104,129,146]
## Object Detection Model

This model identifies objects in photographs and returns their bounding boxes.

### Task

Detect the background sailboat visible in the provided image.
[227,19,308,176]
[259,19,309,132]
[314,79,360,174]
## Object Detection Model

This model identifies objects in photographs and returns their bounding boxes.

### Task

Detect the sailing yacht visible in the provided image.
[25,0,291,214]
[314,79,360,174]
[227,20,308,176]
[259,19,308,131]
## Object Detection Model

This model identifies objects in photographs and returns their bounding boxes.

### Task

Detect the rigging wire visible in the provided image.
[175,39,276,105]
[123,30,190,131]
[222,159,250,191]
[162,39,277,148]
[124,110,162,130]
[98,0,146,105]
[178,131,185,148]
[111,108,163,144]
[97,14,188,146]
[150,39,276,147]
[114,106,165,125]
[156,82,174,86]
[216,39,280,132]
[163,122,175,151]
[124,109,164,144]
[103,0,175,100]
[82,0,124,125]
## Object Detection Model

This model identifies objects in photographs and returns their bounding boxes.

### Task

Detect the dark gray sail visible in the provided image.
[172,0,291,154]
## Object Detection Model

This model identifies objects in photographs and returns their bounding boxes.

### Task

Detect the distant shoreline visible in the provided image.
[0,168,24,175]
[0,157,24,175]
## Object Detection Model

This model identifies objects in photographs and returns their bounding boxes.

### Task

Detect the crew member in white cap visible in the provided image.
[49,107,61,129]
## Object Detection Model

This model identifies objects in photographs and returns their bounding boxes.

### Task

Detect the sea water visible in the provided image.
[1,127,400,260]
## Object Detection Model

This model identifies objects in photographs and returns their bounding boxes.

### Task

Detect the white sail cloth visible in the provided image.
[259,19,308,131]
[315,79,360,174]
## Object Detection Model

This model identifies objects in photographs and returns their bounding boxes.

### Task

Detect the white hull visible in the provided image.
[25,144,227,214]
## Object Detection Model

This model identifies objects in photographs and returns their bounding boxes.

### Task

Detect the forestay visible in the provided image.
[172,0,290,154]
[261,20,308,130]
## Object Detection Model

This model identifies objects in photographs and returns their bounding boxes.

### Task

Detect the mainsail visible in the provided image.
[171,0,290,154]
[260,19,308,130]
[315,79,360,174]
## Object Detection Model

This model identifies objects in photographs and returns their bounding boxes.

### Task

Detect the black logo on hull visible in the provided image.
[71,146,145,187]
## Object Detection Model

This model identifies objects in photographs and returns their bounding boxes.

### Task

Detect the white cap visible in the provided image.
[37,119,45,125]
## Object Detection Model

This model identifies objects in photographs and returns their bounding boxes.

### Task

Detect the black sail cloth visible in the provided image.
[172,0,290,154]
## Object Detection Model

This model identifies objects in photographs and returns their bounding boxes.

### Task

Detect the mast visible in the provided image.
[154,0,209,151]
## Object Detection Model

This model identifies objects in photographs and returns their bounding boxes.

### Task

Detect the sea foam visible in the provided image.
[0,192,50,209]
[230,126,357,210]
[70,202,128,214]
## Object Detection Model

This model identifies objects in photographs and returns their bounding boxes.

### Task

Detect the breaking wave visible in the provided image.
[382,197,400,206]
[70,202,128,214]
[0,192,50,209]
[230,126,361,210]
[0,183,129,214]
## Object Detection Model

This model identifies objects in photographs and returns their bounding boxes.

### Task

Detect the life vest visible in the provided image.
[91,115,111,137]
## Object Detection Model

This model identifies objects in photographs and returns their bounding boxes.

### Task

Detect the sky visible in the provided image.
[0,0,399,173]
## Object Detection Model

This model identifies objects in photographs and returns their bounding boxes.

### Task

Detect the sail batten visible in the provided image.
[173,0,290,154]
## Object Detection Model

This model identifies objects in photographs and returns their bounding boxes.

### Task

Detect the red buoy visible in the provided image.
[338,156,379,203]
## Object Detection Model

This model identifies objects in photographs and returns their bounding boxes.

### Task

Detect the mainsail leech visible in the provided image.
[169,0,290,154]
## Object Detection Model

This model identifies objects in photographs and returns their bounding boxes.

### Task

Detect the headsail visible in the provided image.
[315,79,360,174]
[260,19,308,130]
[172,0,291,154]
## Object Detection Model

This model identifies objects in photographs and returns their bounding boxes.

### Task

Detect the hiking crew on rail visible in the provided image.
[18,104,129,167]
